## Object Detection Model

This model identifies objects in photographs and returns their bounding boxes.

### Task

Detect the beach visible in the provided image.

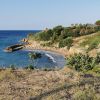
[24,39,71,58]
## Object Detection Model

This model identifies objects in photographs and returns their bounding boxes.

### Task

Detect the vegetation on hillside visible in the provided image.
[28,21,100,49]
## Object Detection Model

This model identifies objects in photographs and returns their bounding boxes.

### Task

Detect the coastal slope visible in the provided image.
[0,67,100,100]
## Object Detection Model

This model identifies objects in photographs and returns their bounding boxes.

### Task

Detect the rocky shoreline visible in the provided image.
[23,40,86,58]
[23,32,100,57]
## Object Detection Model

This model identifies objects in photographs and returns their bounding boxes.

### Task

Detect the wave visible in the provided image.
[45,53,56,63]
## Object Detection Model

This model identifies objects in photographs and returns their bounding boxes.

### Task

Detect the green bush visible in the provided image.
[95,53,100,63]
[25,65,35,70]
[53,25,64,36]
[67,53,100,72]
[34,29,53,41]
[28,52,42,68]
[59,37,73,49]
[9,65,16,70]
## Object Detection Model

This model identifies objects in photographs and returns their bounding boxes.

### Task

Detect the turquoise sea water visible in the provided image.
[0,31,66,68]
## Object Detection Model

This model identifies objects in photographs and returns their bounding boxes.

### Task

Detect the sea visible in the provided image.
[0,30,66,69]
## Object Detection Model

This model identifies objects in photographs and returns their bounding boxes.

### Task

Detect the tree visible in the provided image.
[53,25,64,35]
[95,20,100,26]
[35,29,53,41]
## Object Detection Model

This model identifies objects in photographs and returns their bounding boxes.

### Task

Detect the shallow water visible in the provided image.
[0,31,66,68]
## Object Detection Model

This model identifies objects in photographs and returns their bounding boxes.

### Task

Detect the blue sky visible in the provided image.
[0,0,100,30]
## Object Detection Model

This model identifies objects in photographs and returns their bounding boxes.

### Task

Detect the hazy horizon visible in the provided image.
[0,0,100,30]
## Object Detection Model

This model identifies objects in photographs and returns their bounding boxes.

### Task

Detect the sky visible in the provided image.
[0,0,100,30]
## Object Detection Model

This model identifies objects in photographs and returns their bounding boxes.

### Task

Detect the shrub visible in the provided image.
[34,29,53,41]
[28,52,42,68]
[9,64,16,70]
[59,37,73,49]
[25,65,35,70]
[53,25,64,35]
[67,53,100,72]
[95,53,100,64]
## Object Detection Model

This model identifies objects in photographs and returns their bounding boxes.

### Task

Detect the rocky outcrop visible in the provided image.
[21,38,28,43]
[4,44,24,52]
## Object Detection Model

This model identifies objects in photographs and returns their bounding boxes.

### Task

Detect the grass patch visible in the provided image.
[0,69,16,81]
[73,86,100,100]
[80,32,100,51]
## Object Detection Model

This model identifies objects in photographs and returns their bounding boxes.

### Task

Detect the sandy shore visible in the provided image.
[24,40,69,57]
[24,40,87,59]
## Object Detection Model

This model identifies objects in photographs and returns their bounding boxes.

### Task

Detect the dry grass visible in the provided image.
[0,67,78,100]
[0,67,100,100]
